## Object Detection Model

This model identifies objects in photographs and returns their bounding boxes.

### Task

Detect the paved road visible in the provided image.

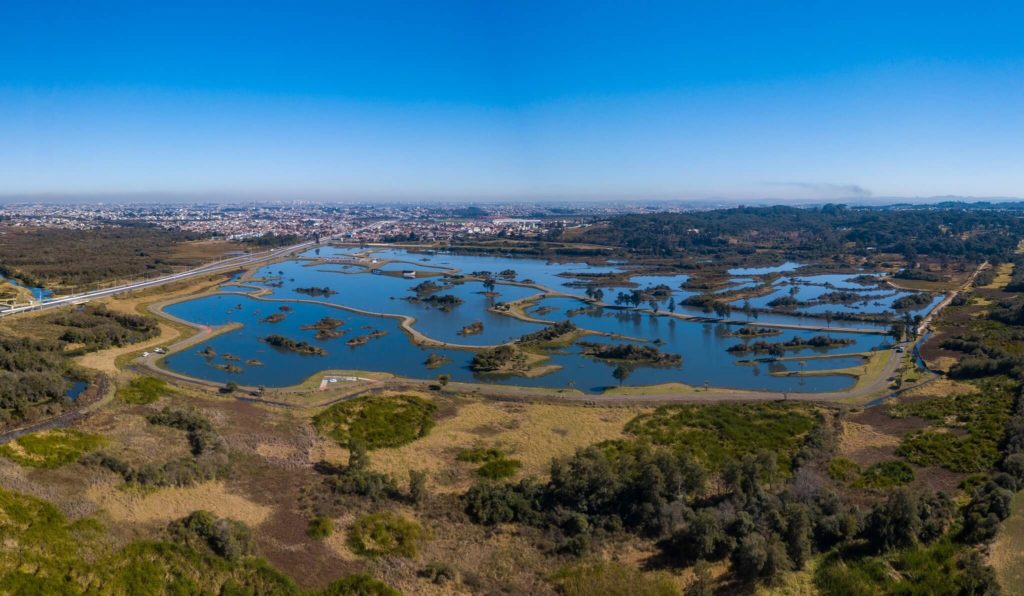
[0,239,319,318]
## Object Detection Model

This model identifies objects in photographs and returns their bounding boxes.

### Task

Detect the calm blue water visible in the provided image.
[248,259,544,345]
[156,249,912,393]
[1,275,53,301]
[728,262,803,275]
[731,272,940,318]
[66,380,88,401]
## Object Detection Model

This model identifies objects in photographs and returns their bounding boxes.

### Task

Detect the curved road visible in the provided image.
[0,239,319,318]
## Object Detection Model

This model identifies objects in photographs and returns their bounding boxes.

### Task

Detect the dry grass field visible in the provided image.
[366,396,646,492]
[990,492,1024,596]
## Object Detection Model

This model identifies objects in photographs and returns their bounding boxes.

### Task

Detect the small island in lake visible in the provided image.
[261,334,326,355]
[302,317,347,340]
[726,335,856,355]
[424,353,451,368]
[411,293,463,311]
[458,321,484,336]
[294,286,337,297]
[346,330,388,347]
[579,342,681,365]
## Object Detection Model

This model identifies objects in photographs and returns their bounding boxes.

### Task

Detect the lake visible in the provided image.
[159,248,918,393]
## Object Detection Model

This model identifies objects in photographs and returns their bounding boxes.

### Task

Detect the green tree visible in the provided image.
[612,365,631,386]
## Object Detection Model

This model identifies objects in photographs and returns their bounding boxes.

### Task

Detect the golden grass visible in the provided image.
[604,382,706,396]
[756,557,819,595]
[887,276,961,292]
[983,262,1015,290]
[255,442,300,460]
[86,480,273,526]
[367,399,645,493]
[989,491,1024,595]
[900,377,975,399]
[837,421,900,465]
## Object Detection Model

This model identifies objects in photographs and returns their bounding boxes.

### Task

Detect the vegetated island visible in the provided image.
[727,326,782,338]
[470,345,528,373]
[294,286,337,297]
[301,317,346,340]
[458,321,484,336]
[261,334,326,355]
[579,342,682,365]
[259,313,287,324]
[726,335,856,355]
[410,280,443,296]
[424,353,451,369]
[346,330,388,347]
[408,293,463,312]
[516,320,578,346]
[892,292,934,310]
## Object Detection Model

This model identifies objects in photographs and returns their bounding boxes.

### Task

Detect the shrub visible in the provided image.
[476,457,522,480]
[307,516,333,539]
[313,394,436,449]
[168,511,253,562]
[456,446,505,463]
[0,429,104,469]
[117,376,169,404]
[624,402,818,473]
[418,562,457,585]
[857,460,914,489]
[346,512,429,558]
[827,457,861,482]
[551,562,680,596]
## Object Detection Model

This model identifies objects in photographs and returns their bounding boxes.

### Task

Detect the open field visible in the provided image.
[366,396,645,492]
[991,492,1024,595]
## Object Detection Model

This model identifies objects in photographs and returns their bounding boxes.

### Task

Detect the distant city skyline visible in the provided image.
[3,1,1024,201]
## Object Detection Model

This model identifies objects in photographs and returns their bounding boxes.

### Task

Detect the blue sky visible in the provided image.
[2,1,1023,201]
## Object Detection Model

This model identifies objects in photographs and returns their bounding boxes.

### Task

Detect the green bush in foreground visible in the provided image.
[827,457,861,483]
[857,460,915,489]
[117,376,170,404]
[892,377,1015,473]
[476,457,522,480]
[0,485,404,594]
[551,561,680,596]
[624,402,818,473]
[347,512,429,558]
[0,429,104,468]
[307,516,334,539]
[814,540,994,595]
[313,394,437,449]
[0,486,299,594]
[456,446,505,463]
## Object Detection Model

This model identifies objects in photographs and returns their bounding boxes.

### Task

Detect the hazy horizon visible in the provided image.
[4,2,1024,201]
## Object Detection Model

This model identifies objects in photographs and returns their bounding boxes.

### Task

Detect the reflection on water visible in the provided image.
[160,248,910,393]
